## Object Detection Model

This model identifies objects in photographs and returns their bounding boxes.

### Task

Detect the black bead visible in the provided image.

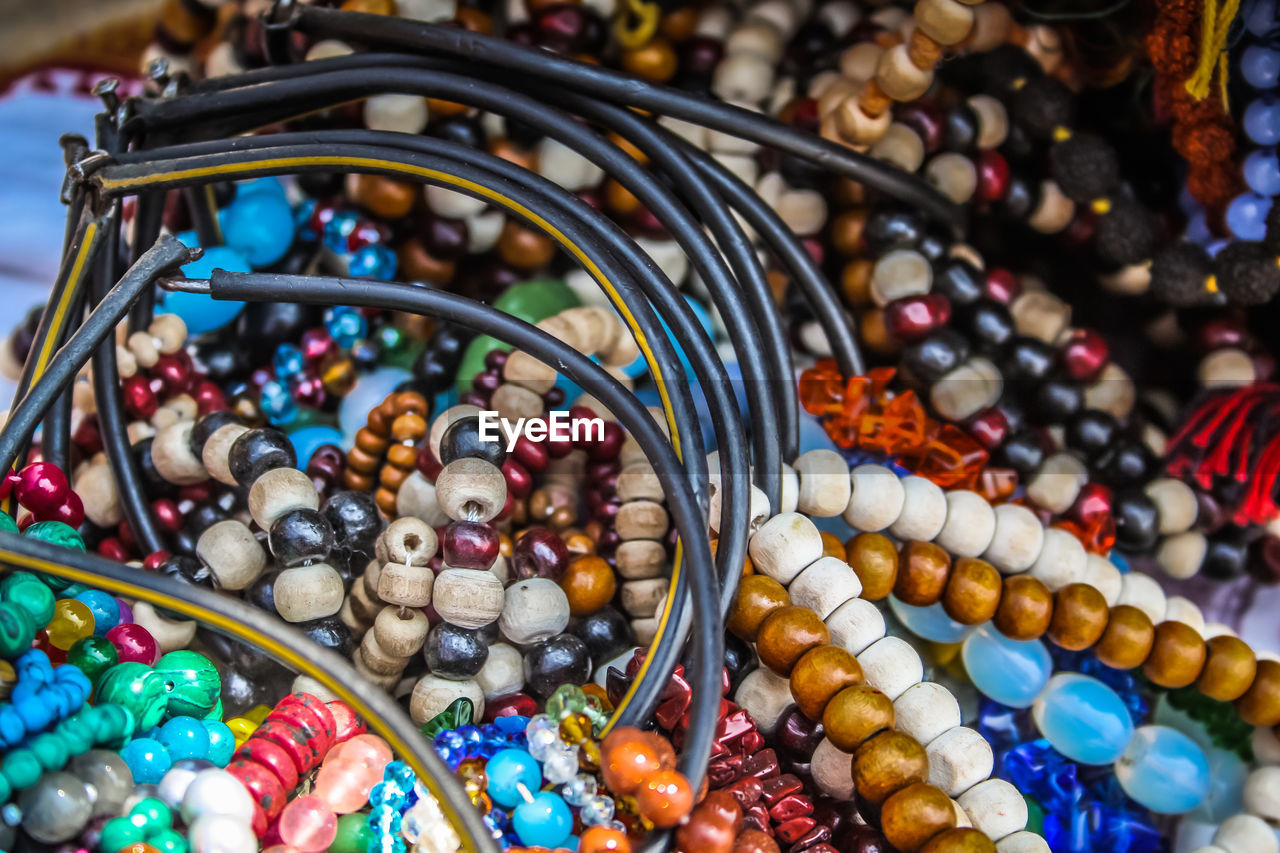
[1203,528,1251,580]
[997,430,1046,475]
[432,114,486,148]
[1112,489,1160,552]
[1065,410,1119,460]
[296,172,346,199]
[235,301,321,364]
[189,410,241,459]
[439,416,507,467]
[184,502,230,541]
[1049,133,1120,203]
[155,556,214,621]
[1096,440,1154,488]
[1001,337,1056,386]
[424,622,489,680]
[1029,378,1084,425]
[411,350,453,399]
[863,209,925,254]
[298,616,355,657]
[227,427,296,488]
[322,490,384,563]
[1094,198,1157,268]
[1217,241,1280,305]
[432,325,471,365]
[932,259,986,307]
[902,329,970,384]
[961,299,1016,353]
[568,606,633,665]
[1149,243,1216,307]
[500,115,541,149]
[193,339,250,383]
[916,227,950,263]
[245,570,278,613]
[942,103,979,153]
[1011,76,1076,139]
[269,508,335,567]
[999,173,1039,221]
[131,437,175,497]
[723,632,757,696]
[523,634,591,699]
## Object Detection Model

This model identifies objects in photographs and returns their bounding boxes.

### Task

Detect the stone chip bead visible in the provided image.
[1236,659,1280,726]
[727,575,791,641]
[1144,620,1207,688]
[1047,583,1109,651]
[942,558,1002,625]
[983,504,1044,574]
[1196,635,1257,702]
[823,683,897,752]
[790,644,864,720]
[895,541,952,607]
[794,449,852,517]
[993,576,1053,641]
[787,556,863,619]
[756,605,830,675]
[749,513,824,585]
[432,568,504,629]
[249,467,319,530]
[196,520,266,591]
[845,465,906,532]
[881,782,959,852]
[935,491,997,558]
[852,730,930,804]
[845,532,899,601]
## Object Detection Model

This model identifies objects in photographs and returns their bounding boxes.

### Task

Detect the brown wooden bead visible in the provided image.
[488,138,538,172]
[347,446,381,474]
[1143,620,1207,688]
[497,221,555,270]
[375,487,398,516]
[756,606,830,676]
[831,210,868,257]
[354,175,418,220]
[822,684,896,752]
[391,413,428,442]
[920,827,997,853]
[1095,605,1155,670]
[386,444,418,469]
[355,427,390,456]
[880,783,957,853]
[453,6,493,34]
[852,730,929,805]
[394,392,428,415]
[790,645,864,721]
[659,7,697,41]
[621,38,679,83]
[1047,583,1109,651]
[941,557,1001,625]
[379,465,410,491]
[1196,635,1257,702]
[845,532,899,601]
[1236,659,1280,726]
[727,575,791,642]
[841,259,875,306]
[559,555,616,617]
[894,541,951,607]
[820,531,845,561]
[992,575,1053,641]
[860,309,899,356]
[398,239,456,285]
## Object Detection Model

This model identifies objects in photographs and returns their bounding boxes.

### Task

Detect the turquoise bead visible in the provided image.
[156,716,209,762]
[1032,673,1134,765]
[203,720,235,767]
[485,748,542,808]
[161,237,251,335]
[961,623,1052,708]
[221,190,295,268]
[1115,726,1210,814]
[287,425,344,468]
[889,597,971,643]
[513,791,573,849]
[119,737,173,784]
[73,590,120,635]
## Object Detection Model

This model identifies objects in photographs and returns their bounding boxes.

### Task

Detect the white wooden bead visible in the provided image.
[620,578,669,619]
[840,41,882,80]
[952,799,973,829]
[1011,289,1071,344]
[248,467,318,530]
[1213,814,1279,853]
[291,675,338,704]
[748,512,824,585]
[776,189,827,237]
[476,642,524,699]
[616,463,664,503]
[435,458,507,523]
[826,598,886,655]
[817,0,859,35]
[876,42,934,102]
[1117,572,1166,624]
[1254,727,1280,765]
[1084,362,1136,420]
[410,674,484,726]
[1190,848,1230,853]
[914,0,974,44]
[778,463,799,514]
[1200,349,1256,389]
[616,500,668,541]
[709,482,770,536]
[857,636,923,700]
[363,94,428,134]
[537,137,604,192]
[425,186,486,220]
[870,123,925,172]
[274,564,344,623]
[711,52,775,103]
[1204,623,1236,639]
[1163,595,1205,636]
[396,471,451,527]
[631,617,660,646]
[931,358,1002,421]
[1243,767,1280,822]
[749,0,802,37]
[1144,478,1198,534]
[983,504,1045,574]
[1027,528,1087,591]
[1025,452,1087,514]
[433,568,504,629]
[131,601,197,653]
[203,423,248,486]
[926,726,994,797]
[889,476,947,542]
[894,681,962,746]
[377,562,434,609]
[726,18,785,63]
[734,667,793,735]
[1156,531,1207,580]
[844,465,905,532]
[811,737,855,800]
[615,540,666,580]
[969,94,1008,149]
[395,0,457,20]
[934,490,996,557]
[373,606,429,657]
[925,152,979,204]
[491,384,544,423]
[996,831,1051,853]
[76,462,123,527]
[1082,554,1123,605]
[871,249,932,306]
[378,517,439,566]
[196,520,266,591]
[958,778,1027,841]
[152,421,209,485]
[788,557,863,619]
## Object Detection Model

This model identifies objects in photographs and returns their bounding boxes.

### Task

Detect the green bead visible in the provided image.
[3,576,56,627]
[100,815,145,853]
[153,650,221,720]
[24,520,86,552]
[2,748,42,790]
[0,601,35,659]
[421,697,473,738]
[546,684,588,721]
[89,703,138,748]
[0,513,17,535]
[149,829,188,853]
[454,278,579,393]
[59,582,88,597]
[58,712,95,755]
[28,732,68,771]
[330,812,373,853]
[68,635,119,686]
[1024,795,1045,836]
[129,797,173,834]
[95,662,168,731]
[0,769,11,803]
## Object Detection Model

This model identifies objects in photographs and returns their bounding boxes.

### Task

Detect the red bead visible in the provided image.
[301,328,335,361]
[265,703,330,757]
[985,268,1020,304]
[726,776,764,808]
[896,102,943,153]
[776,817,818,845]
[122,375,159,419]
[964,408,1010,451]
[153,351,195,395]
[512,527,569,581]
[512,435,549,472]
[236,737,301,790]
[976,149,1010,201]
[151,498,183,534]
[276,693,337,746]
[193,381,226,416]
[1069,482,1113,525]
[326,700,366,744]
[1198,317,1247,352]
[98,537,129,562]
[502,458,533,499]
[442,521,500,570]
[73,418,103,455]
[483,692,538,721]
[45,491,84,528]
[587,421,625,461]
[14,462,70,518]
[107,622,160,665]
[769,794,814,822]
[416,442,443,480]
[1059,329,1109,382]
[884,294,951,341]
[252,718,322,775]
[142,550,170,572]
[225,756,285,825]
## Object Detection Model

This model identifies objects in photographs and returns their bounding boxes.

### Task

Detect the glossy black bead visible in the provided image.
[943,104,979,153]
[1065,410,1119,460]
[1113,489,1160,552]
[193,339,250,383]
[227,427,296,488]
[236,301,321,364]
[439,416,507,467]
[1097,440,1155,488]
[568,605,633,664]
[424,623,489,680]
[296,172,345,198]
[1000,173,1039,220]
[961,299,1016,353]
[1200,528,1251,580]
[131,438,175,497]
[902,329,971,384]
[432,114,485,149]
[156,556,214,610]
[1002,337,1056,386]
[916,227,950,262]
[189,410,241,459]
[245,570,278,613]
[997,430,1047,475]
[932,259,986,307]
[183,502,230,541]
[863,209,925,254]
[723,632,757,695]
[411,350,453,399]
[269,508,335,567]
[299,616,355,657]
[523,634,591,699]
[322,490,384,563]
[1029,378,1084,424]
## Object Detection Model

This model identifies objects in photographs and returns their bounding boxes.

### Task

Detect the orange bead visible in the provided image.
[789,645,864,720]
[755,605,830,676]
[727,575,790,642]
[641,731,677,770]
[580,826,631,853]
[600,727,661,795]
[845,532,899,600]
[820,531,845,560]
[636,769,695,828]
[559,555,616,616]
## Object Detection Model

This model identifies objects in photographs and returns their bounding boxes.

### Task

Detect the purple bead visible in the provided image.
[1227,192,1272,240]
[1243,44,1280,89]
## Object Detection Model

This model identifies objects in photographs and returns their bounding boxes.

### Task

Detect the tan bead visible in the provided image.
[788,557,863,620]
[616,500,669,540]
[432,568,504,629]
[378,516,439,566]
[993,575,1053,641]
[895,541,951,607]
[196,520,266,592]
[823,684,896,752]
[151,421,209,485]
[410,674,484,725]
[942,558,1002,625]
[968,94,1008,150]
[373,606,430,657]
[359,631,410,676]
[794,449,852,517]
[1143,620,1206,688]
[1028,180,1075,234]
[870,123,926,172]
[914,0,974,45]
[1095,605,1155,670]
[834,93,893,145]
[881,783,958,853]
[274,564,345,623]
[790,645,865,720]
[756,605,830,676]
[435,457,507,522]
[377,562,434,609]
[852,730,929,804]
[749,512,824,585]
[846,532,899,601]
[615,540,666,580]
[1197,635,1257,702]
[1236,659,1280,726]
[966,2,1014,52]
[1047,583,1109,651]
[248,467,319,530]
[621,37,679,82]
[76,462,123,528]
[876,44,935,102]
[619,577,668,619]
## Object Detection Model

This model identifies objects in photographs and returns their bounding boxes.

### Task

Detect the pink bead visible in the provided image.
[278,795,337,853]
[314,761,379,814]
[107,622,160,664]
[985,268,1020,304]
[14,462,70,517]
[1059,329,1109,383]
[884,294,951,341]
[327,734,392,770]
[45,490,84,528]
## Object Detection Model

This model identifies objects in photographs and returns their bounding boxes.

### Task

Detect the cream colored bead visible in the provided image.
[749,512,824,585]
[1245,768,1280,822]
[1161,596,1204,637]
[1213,814,1279,853]
[128,331,160,369]
[292,675,338,704]
[969,94,1009,149]
[500,578,571,644]
[196,520,266,591]
[840,42,882,80]
[996,832,1051,853]
[1200,348,1257,388]
[1084,363,1136,420]
[363,94,428,134]
[1204,623,1237,639]
[1025,452,1087,514]
[958,778,1027,841]
[131,601,197,653]
[935,490,996,557]
[1156,532,1207,580]
[410,675,484,726]
[927,727,994,797]
[894,681,961,746]
[502,350,558,395]
[793,450,851,518]
[435,458,507,523]
[621,577,669,619]
[778,463,799,514]
[811,737,855,800]
[931,358,1002,421]
[1011,290,1071,344]
[709,482,771,536]
[395,0,456,21]
[536,137,604,193]
[788,557,863,619]
[726,18,786,63]
[1028,180,1075,234]
[712,52,775,103]
[248,467,318,530]
[615,540,666,580]
[876,43,934,101]
[925,152,978,204]
[274,564,344,623]
[76,462,123,527]
[203,423,248,486]
[1027,528,1087,591]
[914,0,974,44]
[889,476,947,542]
[1082,554,1123,605]
[151,421,208,485]
[870,123,926,172]
[490,383,542,424]
[476,642,524,699]
[359,632,410,677]
[148,313,186,353]
[858,636,923,700]
[377,562,434,609]
[378,517,438,566]
[373,607,430,657]
[616,500,668,540]
[983,504,1045,574]
[1116,572,1166,624]
[433,568,504,629]
[825,597,886,655]
[425,186,486,220]
[734,667,793,735]
[871,249,932,306]
[396,471,450,527]
[1190,848,1231,853]
[1253,727,1280,765]
[833,94,893,145]
[1145,478,1198,534]
[616,464,664,503]
[844,464,906,532]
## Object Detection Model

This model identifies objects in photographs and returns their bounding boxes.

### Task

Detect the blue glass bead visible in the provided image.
[221,190,295,268]
[259,379,299,427]
[202,720,235,767]
[1247,0,1279,36]
[73,590,120,634]
[1244,44,1280,89]
[273,344,306,379]
[494,715,530,736]
[120,737,173,784]
[348,245,398,280]
[1114,726,1209,814]
[1032,673,1134,765]
[1227,192,1273,240]
[512,791,573,848]
[486,748,543,808]
[287,425,345,469]
[325,306,368,349]
[157,716,209,762]
[236,177,288,199]
[961,623,1052,708]
[162,241,251,335]
[1245,96,1280,145]
[889,597,971,643]
[324,211,360,254]
[1245,148,1280,197]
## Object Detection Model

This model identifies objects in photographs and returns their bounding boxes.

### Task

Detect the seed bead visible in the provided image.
[845,532,899,600]
[942,558,1001,625]
[1095,605,1155,670]
[1047,583,1109,651]
[790,645,864,721]
[992,575,1053,641]
[755,605,830,676]
[1143,620,1207,688]
[1196,635,1257,702]
[823,684,896,752]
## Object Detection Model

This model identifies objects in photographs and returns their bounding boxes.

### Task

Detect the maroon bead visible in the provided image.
[151,498,183,534]
[347,220,389,252]
[726,775,765,807]
[14,461,70,518]
[193,381,226,415]
[459,390,490,408]
[73,417,103,455]
[587,421,625,461]
[118,522,139,554]
[984,268,1020,304]
[122,374,159,419]
[502,458,533,500]
[153,351,195,394]
[836,825,892,853]
[802,237,824,267]
[512,526,569,581]
[142,550,170,572]
[483,692,538,721]
[483,349,509,372]
[718,708,756,744]
[511,435,549,473]
[884,293,951,341]
[770,794,815,822]
[1059,328,1109,382]
[976,149,1010,201]
[472,370,502,394]
[443,520,500,570]
[535,3,590,52]
[743,805,771,834]
[1255,352,1276,382]
[761,774,803,806]
[416,443,443,480]
[1198,317,1247,352]
[741,730,766,754]
[98,537,128,562]
[775,706,824,760]
[785,824,830,853]
[682,36,724,78]
[44,491,84,528]
[776,817,818,845]
[1069,482,1113,527]
[301,328,335,361]
[895,101,943,153]
[422,216,470,261]
[742,749,781,780]
[964,408,1009,451]
[796,844,839,853]
[542,386,566,408]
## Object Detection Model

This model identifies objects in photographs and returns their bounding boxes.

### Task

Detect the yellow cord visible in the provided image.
[1185,0,1240,109]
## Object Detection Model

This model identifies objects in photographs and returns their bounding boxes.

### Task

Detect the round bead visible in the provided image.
[845,532,899,601]
[823,684,896,752]
[749,513,824,585]
[942,558,1001,625]
[894,541,952,607]
[435,458,508,522]
[1047,583,1109,651]
[853,730,929,804]
[826,597,888,656]
[881,783,958,853]
[756,605,830,675]
[1095,604,1156,670]
[1143,620,1207,688]
[196,520,266,591]
[844,466,906,532]
[926,727,994,797]
[921,828,996,853]
[858,636,924,700]
[1197,635,1257,702]
[424,622,488,680]
[409,674,484,725]
[499,578,571,645]
[894,682,963,747]
[961,623,1051,709]
[273,564,344,622]
[788,556,863,619]
[956,778,1026,841]
[935,491,996,558]
[432,568,504,629]
[1213,814,1279,853]
[993,575,1053,640]
[228,428,296,488]
[560,555,617,616]
[982,505,1044,574]
[728,575,791,641]
[1236,659,1280,726]
[790,645,864,720]
[248,467,319,531]
[523,635,590,699]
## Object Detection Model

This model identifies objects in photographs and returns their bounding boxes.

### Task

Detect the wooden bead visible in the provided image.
[409,674,484,725]
[491,383,544,424]
[1116,572,1167,624]
[1081,554,1123,606]
[1145,478,1198,535]
[749,512,824,585]
[373,606,430,657]
[881,783,958,853]
[935,491,996,558]
[1236,660,1280,727]
[858,636,924,700]
[890,477,948,542]
[735,667,793,735]
[500,578,571,644]
[821,532,846,561]
[560,555,616,616]
[1199,348,1256,389]
[790,645,864,720]
[1025,453,1086,515]
[895,541,951,607]
[957,779,1026,842]
[994,832,1049,853]
[1211,814,1280,853]
[823,683,896,752]
[616,463,664,503]
[926,726,994,797]
[925,152,979,205]
[942,558,1002,626]
[1095,605,1155,670]
[968,95,1009,150]
[811,737,856,801]
[846,531,899,600]
[826,597,887,656]
[274,564,345,623]
[983,504,1044,574]
[476,642,524,699]
[914,0,974,44]
[871,123,926,173]
[756,605,830,675]
[788,557,863,619]
[711,52,775,103]
[1084,363,1136,420]
[396,471,450,527]
[620,577,669,619]
[931,358,1002,423]
[196,520,266,591]
[876,43,935,102]
[359,631,410,676]
[853,730,929,804]
[728,575,790,641]
[1243,767,1280,823]
[248,467,319,530]
[615,540,666,580]
[794,449,852,517]
[616,500,668,540]
[1164,595,1205,636]
[433,568,504,629]
[76,462,123,528]
[993,576,1053,641]
[921,827,996,853]
[1252,725,1280,765]
[378,517,439,566]
[435,458,507,523]
[1156,532,1208,580]
[151,421,209,485]
[1197,635,1257,702]
[872,249,932,307]
[894,682,962,747]
[1047,583,1109,651]
[378,562,434,608]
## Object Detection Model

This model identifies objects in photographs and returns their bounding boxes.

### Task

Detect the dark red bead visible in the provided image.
[149,498,181,534]
[47,491,84,529]
[118,522,139,554]
[1198,317,1247,352]
[775,706,824,760]
[301,328,335,361]
[535,3,590,52]
[98,537,129,562]
[984,268,1020,304]
[502,458,533,500]
[770,794,815,822]
[153,351,195,394]
[964,408,1009,451]
[422,216,470,261]
[443,520,500,570]
[14,462,70,518]
[193,381,226,415]
[976,149,1010,201]
[682,36,723,78]
[785,823,830,853]
[761,774,803,806]
[884,294,951,341]
[416,443,443,480]
[743,804,771,834]
[472,370,502,394]
[1059,328,1109,382]
[896,101,944,153]
[742,749,781,780]
[587,421,625,460]
[512,526,569,581]
[143,550,170,571]
[482,692,538,721]
[122,375,159,419]
[1069,482,1113,526]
